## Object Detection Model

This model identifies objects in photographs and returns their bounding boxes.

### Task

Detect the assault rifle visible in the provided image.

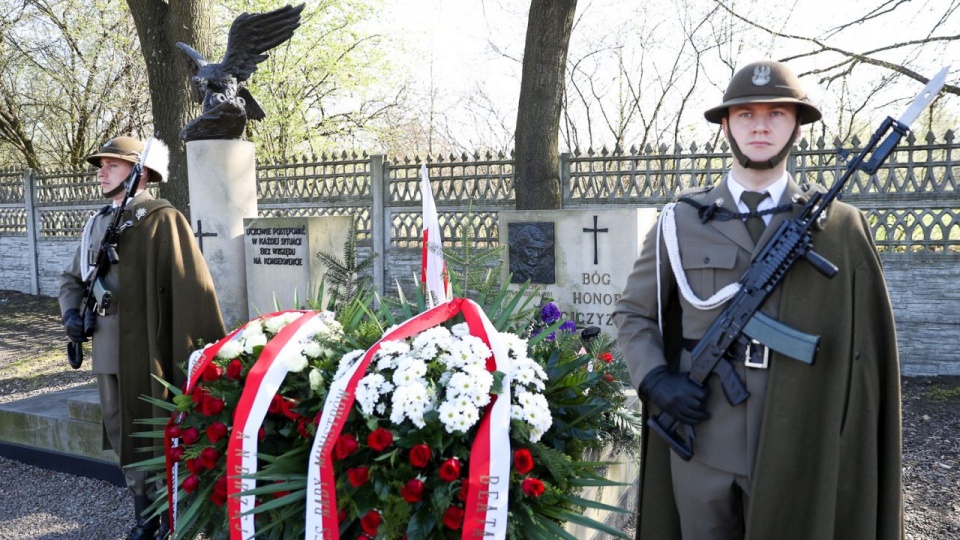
[66,138,157,369]
[649,67,950,461]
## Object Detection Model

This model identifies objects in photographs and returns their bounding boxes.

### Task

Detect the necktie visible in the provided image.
[740,191,770,244]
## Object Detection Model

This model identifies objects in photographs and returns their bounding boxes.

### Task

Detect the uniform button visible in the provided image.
[703,257,710,264]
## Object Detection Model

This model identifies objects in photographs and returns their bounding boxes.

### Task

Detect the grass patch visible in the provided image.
[923,384,960,402]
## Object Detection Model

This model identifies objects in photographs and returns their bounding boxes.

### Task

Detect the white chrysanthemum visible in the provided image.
[514,391,553,442]
[302,340,322,359]
[281,349,308,372]
[499,332,529,359]
[411,326,453,360]
[216,340,243,360]
[374,340,411,371]
[393,359,428,386]
[451,322,470,337]
[308,368,324,391]
[357,373,392,416]
[511,358,546,391]
[390,382,429,428]
[334,349,366,380]
[438,400,462,433]
[241,333,268,354]
[375,403,386,415]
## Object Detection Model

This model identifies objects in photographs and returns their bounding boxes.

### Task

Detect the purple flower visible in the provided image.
[540,303,561,324]
[559,320,576,332]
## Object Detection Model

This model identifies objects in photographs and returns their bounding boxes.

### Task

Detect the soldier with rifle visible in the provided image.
[59,136,225,540]
[614,60,944,539]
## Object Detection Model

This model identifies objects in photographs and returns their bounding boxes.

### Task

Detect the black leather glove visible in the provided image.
[639,365,711,425]
[63,308,87,343]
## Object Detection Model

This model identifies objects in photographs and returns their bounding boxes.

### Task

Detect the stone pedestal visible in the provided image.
[186,140,257,328]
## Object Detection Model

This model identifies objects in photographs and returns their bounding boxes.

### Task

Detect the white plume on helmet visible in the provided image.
[142,137,170,183]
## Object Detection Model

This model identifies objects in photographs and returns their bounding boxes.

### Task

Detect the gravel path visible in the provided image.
[1,290,958,539]
[0,457,133,540]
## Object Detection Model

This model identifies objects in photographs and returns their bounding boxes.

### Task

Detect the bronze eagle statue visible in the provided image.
[176,3,305,141]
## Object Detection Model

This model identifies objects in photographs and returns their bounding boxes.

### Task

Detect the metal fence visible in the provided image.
[1,130,958,253]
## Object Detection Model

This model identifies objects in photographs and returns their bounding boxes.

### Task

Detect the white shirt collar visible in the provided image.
[727,171,788,217]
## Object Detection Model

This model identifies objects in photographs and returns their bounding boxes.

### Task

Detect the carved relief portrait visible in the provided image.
[509,222,555,284]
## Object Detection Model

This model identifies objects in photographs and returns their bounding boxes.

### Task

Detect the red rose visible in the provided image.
[347,466,370,487]
[279,397,300,421]
[209,490,226,507]
[522,477,545,498]
[202,363,222,382]
[360,510,382,536]
[167,445,184,462]
[438,458,461,483]
[202,396,225,416]
[213,474,228,496]
[458,481,469,503]
[225,359,243,380]
[181,427,200,446]
[513,448,534,474]
[409,444,431,468]
[400,479,424,503]
[367,428,393,452]
[334,434,358,460]
[206,422,228,443]
[268,394,282,415]
[442,506,464,530]
[165,424,182,439]
[200,447,220,469]
[191,386,207,406]
[186,457,203,475]
[337,508,348,523]
[183,474,200,494]
[258,427,266,441]
[599,351,614,363]
[273,481,291,499]
[603,373,616,383]
[296,417,312,439]
[210,475,228,506]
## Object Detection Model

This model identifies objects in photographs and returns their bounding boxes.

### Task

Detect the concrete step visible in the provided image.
[0,383,117,465]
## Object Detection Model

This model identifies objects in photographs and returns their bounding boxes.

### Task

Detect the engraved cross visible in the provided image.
[582,215,608,265]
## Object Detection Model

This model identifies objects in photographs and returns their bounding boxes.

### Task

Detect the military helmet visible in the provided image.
[86,136,143,168]
[704,60,822,125]
[86,135,168,182]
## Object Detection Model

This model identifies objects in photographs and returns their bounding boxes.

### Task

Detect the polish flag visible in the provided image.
[421,164,449,305]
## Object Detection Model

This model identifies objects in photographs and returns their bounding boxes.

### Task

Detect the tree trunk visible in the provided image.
[127,0,212,218]
[514,0,577,210]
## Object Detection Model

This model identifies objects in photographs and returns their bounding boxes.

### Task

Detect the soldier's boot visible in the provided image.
[126,494,159,540]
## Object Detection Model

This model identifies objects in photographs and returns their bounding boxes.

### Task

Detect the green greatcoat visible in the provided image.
[112,195,226,467]
[634,191,903,540]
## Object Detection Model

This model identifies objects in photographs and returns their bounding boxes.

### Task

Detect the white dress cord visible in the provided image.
[659,203,740,313]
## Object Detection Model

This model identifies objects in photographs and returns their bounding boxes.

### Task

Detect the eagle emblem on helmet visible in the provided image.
[752,65,772,86]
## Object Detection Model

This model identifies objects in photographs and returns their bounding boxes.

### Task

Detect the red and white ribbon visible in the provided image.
[305,298,511,540]
[227,311,317,540]
[165,323,246,536]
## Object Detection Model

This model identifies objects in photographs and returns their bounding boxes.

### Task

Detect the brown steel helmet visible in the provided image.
[704,61,822,125]
[705,61,821,169]
[86,136,144,168]
[86,135,168,184]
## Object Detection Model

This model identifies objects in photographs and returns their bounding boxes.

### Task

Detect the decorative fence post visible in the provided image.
[22,168,39,295]
[370,154,386,297]
[559,152,571,207]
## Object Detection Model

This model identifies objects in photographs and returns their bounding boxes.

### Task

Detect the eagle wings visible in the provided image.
[176,4,304,140]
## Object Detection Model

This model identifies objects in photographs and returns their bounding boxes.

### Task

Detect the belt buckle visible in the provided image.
[745,339,769,369]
